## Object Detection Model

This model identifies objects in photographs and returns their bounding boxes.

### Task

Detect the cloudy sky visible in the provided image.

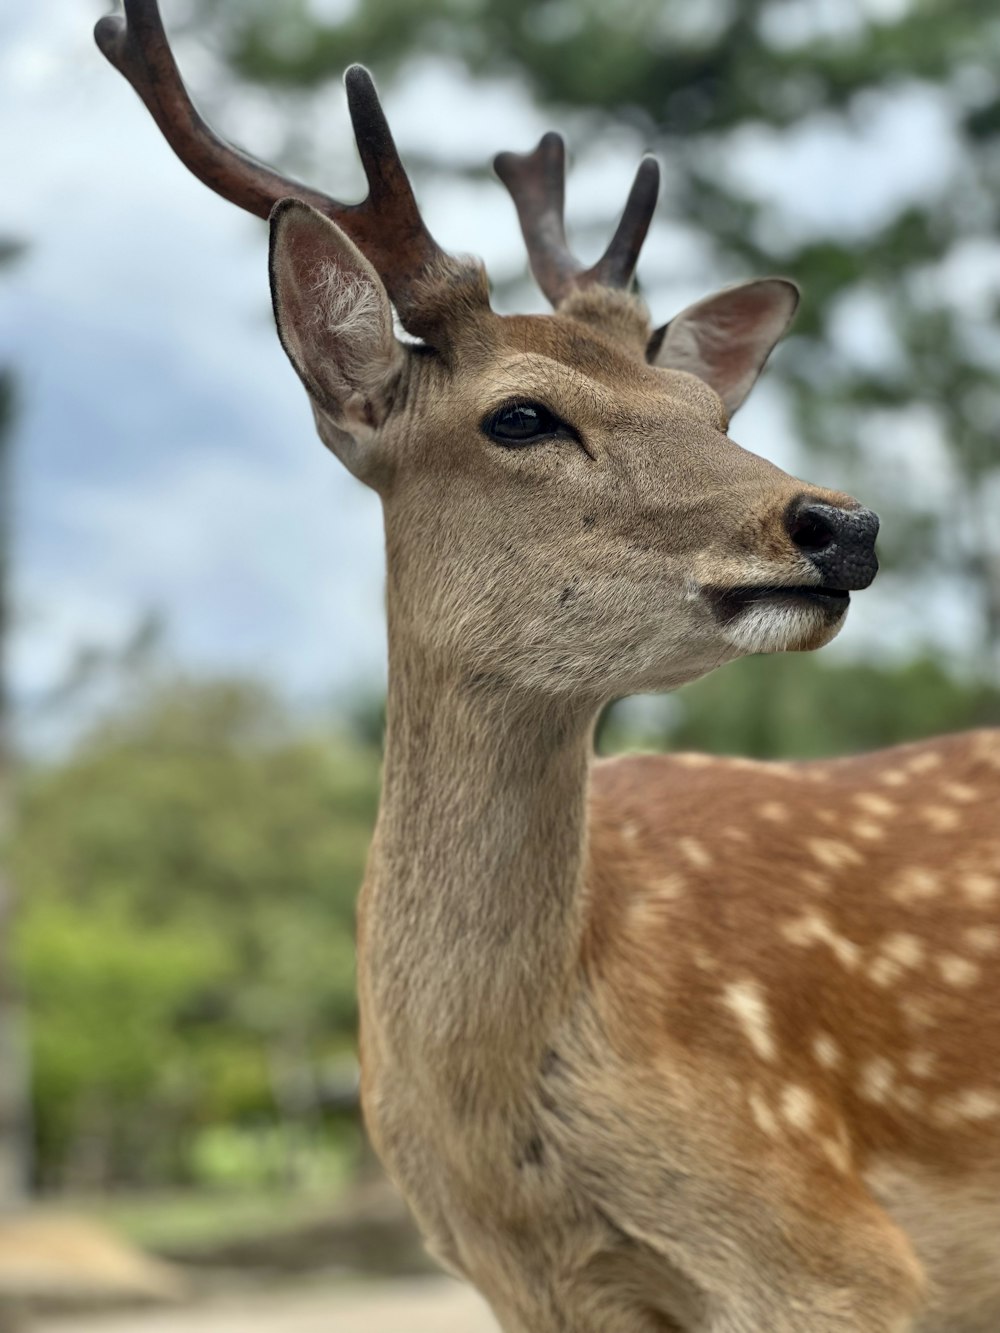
[2,0,970,747]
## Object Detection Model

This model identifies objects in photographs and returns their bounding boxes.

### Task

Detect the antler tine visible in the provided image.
[95,1,446,318]
[495,133,660,307]
[585,156,660,291]
[340,66,443,293]
[494,132,581,307]
[94,0,335,221]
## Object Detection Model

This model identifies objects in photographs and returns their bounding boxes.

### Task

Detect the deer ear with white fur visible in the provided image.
[648,278,799,417]
[269,198,404,479]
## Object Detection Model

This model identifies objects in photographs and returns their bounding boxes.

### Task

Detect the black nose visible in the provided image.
[785,498,879,590]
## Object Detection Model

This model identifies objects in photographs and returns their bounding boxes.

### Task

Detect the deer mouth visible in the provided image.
[708,584,851,624]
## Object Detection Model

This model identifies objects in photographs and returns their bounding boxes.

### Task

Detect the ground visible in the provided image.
[38,1278,498,1333]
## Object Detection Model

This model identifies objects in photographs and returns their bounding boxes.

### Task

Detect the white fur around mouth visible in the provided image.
[713,586,850,654]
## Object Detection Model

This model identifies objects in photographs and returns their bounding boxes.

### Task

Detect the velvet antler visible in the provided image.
[95,0,447,324]
[494,132,660,307]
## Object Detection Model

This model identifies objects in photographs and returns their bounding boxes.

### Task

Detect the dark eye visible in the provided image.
[482,400,572,447]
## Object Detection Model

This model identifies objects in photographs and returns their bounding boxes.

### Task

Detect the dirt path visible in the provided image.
[38,1278,499,1333]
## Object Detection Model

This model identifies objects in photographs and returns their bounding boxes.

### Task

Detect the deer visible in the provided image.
[95,4,1000,1331]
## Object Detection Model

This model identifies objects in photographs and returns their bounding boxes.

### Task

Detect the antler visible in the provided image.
[494,132,660,307]
[94,0,446,321]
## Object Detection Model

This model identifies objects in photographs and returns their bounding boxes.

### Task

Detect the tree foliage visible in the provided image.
[603,652,1000,759]
[12,678,377,1189]
[0,242,30,1203]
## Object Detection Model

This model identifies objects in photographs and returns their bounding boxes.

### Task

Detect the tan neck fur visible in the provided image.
[361,613,595,1110]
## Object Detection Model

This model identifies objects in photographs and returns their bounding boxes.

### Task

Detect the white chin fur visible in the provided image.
[722,599,844,655]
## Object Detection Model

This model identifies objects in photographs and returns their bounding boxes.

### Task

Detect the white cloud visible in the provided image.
[724,83,959,240]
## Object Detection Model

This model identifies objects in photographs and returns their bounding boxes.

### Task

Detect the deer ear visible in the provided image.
[269,199,403,478]
[648,279,799,416]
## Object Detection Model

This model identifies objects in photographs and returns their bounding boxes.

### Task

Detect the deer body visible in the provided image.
[97,7,998,1328]
[363,725,1000,1332]
[577,735,1000,1333]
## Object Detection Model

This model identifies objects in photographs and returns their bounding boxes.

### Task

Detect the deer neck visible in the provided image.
[362,630,595,1101]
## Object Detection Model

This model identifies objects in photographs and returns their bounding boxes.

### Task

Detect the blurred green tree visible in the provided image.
[601,652,1000,759]
[0,237,31,1205]
[12,676,377,1190]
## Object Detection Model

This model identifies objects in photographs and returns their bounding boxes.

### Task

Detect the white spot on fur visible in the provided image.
[960,872,998,906]
[782,911,860,969]
[896,1082,928,1114]
[807,838,863,871]
[973,733,1000,766]
[906,751,942,774]
[885,933,926,967]
[941,781,977,804]
[905,1051,935,1079]
[799,871,831,894]
[935,1090,1000,1125]
[820,1134,851,1173]
[748,1090,781,1138]
[868,957,903,988]
[678,836,712,869]
[722,980,777,1062]
[888,866,941,903]
[921,805,960,833]
[936,954,979,988]
[781,1084,816,1132]
[880,768,909,787]
[952,1090,1000,1120]
[757,801,789,823]
[870,932,926,985]
[812,1034,842,1069]
[653,872,687,900]
[852,819,884,841]
[722,826,750,842]
[853,793,898,818]
[858,1058,895,1104]
[895,1085,923,1114]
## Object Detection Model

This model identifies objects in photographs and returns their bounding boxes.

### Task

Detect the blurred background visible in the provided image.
[3,0,1000,1328]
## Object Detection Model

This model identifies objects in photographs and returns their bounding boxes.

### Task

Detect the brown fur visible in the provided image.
[267,205,938,1330]
[361,724,1000,1333]
[582,735,1000,1331]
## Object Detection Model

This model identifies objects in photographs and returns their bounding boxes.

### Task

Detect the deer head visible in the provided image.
[96,1,879,704]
